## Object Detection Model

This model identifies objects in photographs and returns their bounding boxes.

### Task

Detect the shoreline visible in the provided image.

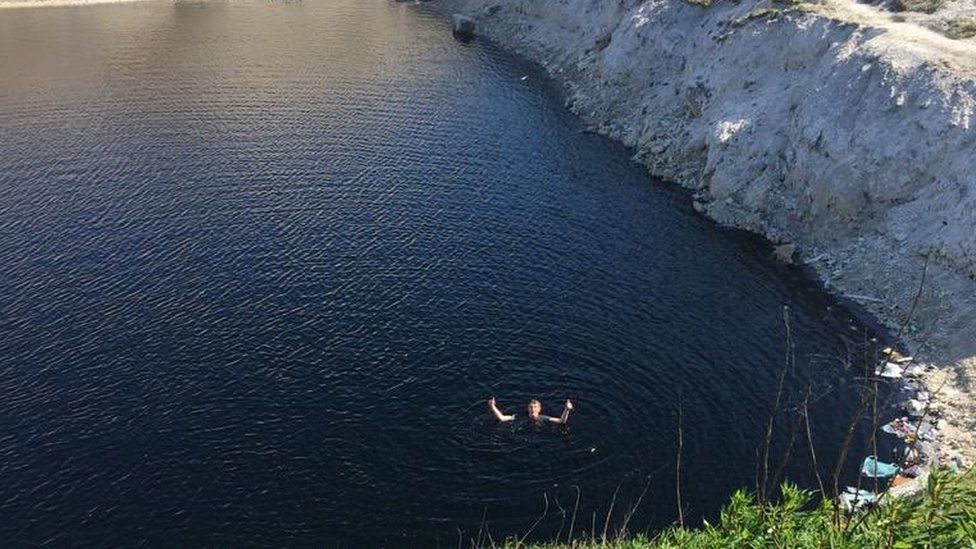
[0,0,157,9]
[429,0,976,468]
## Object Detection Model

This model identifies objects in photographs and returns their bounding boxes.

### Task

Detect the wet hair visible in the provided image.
[528,399,541,406]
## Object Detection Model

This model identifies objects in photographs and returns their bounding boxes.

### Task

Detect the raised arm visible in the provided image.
[489,397,516,422]
[549,399,574,424]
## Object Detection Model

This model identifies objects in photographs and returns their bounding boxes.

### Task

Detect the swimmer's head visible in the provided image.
[527,399,542,418]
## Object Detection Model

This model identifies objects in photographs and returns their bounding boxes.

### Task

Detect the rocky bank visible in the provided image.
[433,0,976,465]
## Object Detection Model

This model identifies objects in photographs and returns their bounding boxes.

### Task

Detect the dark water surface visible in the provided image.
[0,1,885,547]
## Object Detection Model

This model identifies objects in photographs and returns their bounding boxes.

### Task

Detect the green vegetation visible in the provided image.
[961,470,976,491]
[496,470,976,549]
[947,18,976,40]
[891,0,945,14]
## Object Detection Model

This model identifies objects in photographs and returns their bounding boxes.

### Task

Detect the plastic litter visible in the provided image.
[882,418,916,438]
[907,399,926,416]
[877,362,904,379]
[905,364,925,377]
[839,487,876,512]
[861,455,899,478]
[882,348,914,363]
[901,464,923,478]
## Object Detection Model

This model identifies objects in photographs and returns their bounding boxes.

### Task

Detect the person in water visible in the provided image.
[488,396,573,425]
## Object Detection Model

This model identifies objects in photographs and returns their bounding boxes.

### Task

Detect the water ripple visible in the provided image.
[0,1,885,547]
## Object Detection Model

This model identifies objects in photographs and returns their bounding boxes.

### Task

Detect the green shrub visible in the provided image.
[502,470,976,549]
[891,0,945,14]
[947,18,976,39]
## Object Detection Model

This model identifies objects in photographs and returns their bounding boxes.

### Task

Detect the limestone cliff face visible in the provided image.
[438,0,976,363]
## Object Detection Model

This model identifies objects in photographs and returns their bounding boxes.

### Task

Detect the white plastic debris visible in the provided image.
[882,348,914,363]
[877,362,904,378]
[907,399,926,416]
[905,364,925,377]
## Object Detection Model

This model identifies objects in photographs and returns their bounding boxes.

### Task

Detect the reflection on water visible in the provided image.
[0,1,883,546]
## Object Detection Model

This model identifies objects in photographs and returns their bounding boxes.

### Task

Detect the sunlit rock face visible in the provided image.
[441,0,976,366]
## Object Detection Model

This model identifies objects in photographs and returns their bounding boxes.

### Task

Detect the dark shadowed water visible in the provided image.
[0,1,887,547]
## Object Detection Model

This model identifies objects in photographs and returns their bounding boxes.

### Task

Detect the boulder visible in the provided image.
[773,242,796,264]
[452,14,476,41]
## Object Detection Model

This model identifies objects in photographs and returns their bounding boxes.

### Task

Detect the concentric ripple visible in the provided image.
[0,1,886,547]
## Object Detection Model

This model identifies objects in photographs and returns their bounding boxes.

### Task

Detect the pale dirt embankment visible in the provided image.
[436,0,976,466]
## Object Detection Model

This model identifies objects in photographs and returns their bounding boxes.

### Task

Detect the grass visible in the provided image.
[494,470,976,549]
[891,0,945,14]
[947,17,976,39]
[960,468,976,490]
[493,298,968,549]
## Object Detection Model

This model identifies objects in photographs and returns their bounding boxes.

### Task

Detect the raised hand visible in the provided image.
[488,397,515,422]
[565,399,574,411]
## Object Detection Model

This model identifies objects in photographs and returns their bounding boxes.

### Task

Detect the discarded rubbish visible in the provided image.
[905,364,925,376]
[882,417,917,438]
[876,362,904,378]
[861,455,899,478]
[901,464,923,478]
[882,348,914,363]
[839,487,876,512]
[888,469,929,498]
[907,399,926,416]
[840,350,944,513]
[901,446,921,467]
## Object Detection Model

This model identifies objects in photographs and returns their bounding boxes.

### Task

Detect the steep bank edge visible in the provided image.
[430,0,976,465]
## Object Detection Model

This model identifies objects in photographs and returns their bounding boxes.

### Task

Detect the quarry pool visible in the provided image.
[0,1,887,546]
